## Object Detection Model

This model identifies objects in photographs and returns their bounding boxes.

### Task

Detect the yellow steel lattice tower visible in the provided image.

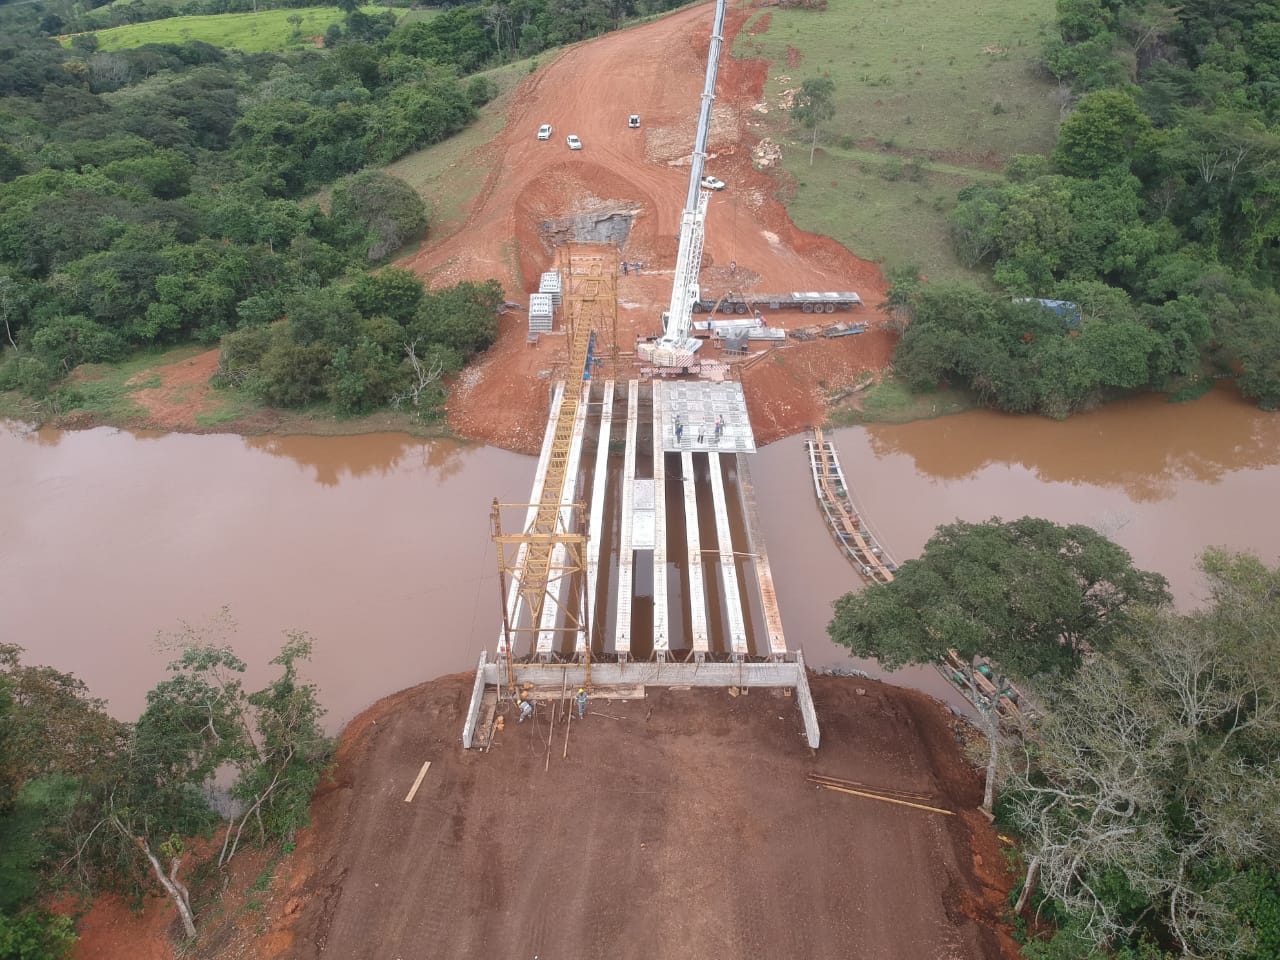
[493,245,617,691]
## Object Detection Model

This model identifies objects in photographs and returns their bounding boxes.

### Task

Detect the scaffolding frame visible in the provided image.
[491,498,591,692]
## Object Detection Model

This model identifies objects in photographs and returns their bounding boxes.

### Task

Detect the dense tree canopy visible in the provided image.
[215,274,502,415]
[0,10,514,413]
[1008,551,1280,960]
[828,517,1170,810]
[893,0,1280,412]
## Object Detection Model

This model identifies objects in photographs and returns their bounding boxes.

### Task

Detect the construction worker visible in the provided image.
[517,694,533,723]
[575,687,588,719]
[675,416,684,442]
[714,415,724,440]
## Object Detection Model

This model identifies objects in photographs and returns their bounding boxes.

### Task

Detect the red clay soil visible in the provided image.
[127,348,222,430]
[400,1,890,454]
[71,895,176,960]
[239,674,1018,960]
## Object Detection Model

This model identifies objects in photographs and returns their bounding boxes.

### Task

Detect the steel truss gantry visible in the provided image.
[492,246,617,693]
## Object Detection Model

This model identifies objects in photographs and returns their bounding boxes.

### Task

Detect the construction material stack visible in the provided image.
[529,293,554,334]
[539,271,563,306]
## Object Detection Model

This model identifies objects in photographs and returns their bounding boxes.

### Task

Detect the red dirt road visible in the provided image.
[401,2,893,453]
[265,675,1016,960]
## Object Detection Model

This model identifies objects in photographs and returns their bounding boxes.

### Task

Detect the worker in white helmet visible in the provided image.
[575,687,588,720]
[517,693,534,723]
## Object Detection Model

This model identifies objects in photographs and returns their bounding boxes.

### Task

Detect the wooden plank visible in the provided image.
[404,761,432,803]
[808,777,954,816]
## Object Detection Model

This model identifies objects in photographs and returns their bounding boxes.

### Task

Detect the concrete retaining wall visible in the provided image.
[792,651,821,749]
[461,650,488,749]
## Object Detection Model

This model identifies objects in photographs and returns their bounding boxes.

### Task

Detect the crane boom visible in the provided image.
[644,0,728,368]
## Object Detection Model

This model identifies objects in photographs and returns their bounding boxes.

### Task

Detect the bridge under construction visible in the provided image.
[464,245,820,748]
[462,0,821,748]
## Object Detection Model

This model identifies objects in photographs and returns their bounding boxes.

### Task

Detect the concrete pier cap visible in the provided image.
[462,651,821,750]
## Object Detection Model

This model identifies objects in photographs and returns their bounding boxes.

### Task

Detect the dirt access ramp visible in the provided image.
[400,2,894,453]
[265,675,1017,960]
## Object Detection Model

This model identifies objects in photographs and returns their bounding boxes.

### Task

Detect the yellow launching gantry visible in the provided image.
[491,246,617,695]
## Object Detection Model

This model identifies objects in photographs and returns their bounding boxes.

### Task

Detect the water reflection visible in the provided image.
[750,384,1280,701]
[242,433,470,487]
[865,385,1280,502]
[0,425,534,727]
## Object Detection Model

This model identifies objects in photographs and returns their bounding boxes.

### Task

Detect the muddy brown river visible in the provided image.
[4,384,1277,726]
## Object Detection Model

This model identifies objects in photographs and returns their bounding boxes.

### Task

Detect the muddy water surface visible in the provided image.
[4,385,1278,727]
[751,384,1280,688]
[1,426,533,727]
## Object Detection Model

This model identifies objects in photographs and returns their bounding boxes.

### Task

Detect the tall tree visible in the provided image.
[1005,550,1280,958]
[791,76,835,166]
[877,263,921,335]
[828,517,1170,812]
[58,617,330,940]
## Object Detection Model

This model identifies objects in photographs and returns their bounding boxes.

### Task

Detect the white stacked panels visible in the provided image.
[539,271,562,305]
[529,292,554,333]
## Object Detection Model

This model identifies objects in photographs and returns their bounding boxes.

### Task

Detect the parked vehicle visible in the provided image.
[700,175,725,191]
[628,114,641,128]
[566,134,583,150]
[537,124,552,141]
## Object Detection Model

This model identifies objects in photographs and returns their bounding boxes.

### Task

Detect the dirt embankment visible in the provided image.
[72,673,1020,960]
[187,673,1019,960]
[396,1,894,455]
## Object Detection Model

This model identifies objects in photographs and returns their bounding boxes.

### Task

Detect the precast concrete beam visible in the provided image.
[708,452,749,659]
[536,382,591,660]
[681,450,709,659]
[651,382,669,660]
[583,380,614,658]
[614,381,640,660]
[736,452,788,659]
[497,382,565,656]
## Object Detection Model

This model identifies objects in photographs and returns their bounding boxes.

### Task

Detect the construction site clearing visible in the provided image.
[259,3,1016,958]
[252,674,1019,960]
[68,3,1026,958]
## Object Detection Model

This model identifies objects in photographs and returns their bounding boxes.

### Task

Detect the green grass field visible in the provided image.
[830,377,975,424]
[66,6,406,53]
[736,0,1060,279]
[782,149,991,281]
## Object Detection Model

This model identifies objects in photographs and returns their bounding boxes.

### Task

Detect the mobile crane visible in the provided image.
[638,0,745,368]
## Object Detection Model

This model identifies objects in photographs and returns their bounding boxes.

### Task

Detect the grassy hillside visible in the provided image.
[66,6,410,53]
[736,0,1059,280]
